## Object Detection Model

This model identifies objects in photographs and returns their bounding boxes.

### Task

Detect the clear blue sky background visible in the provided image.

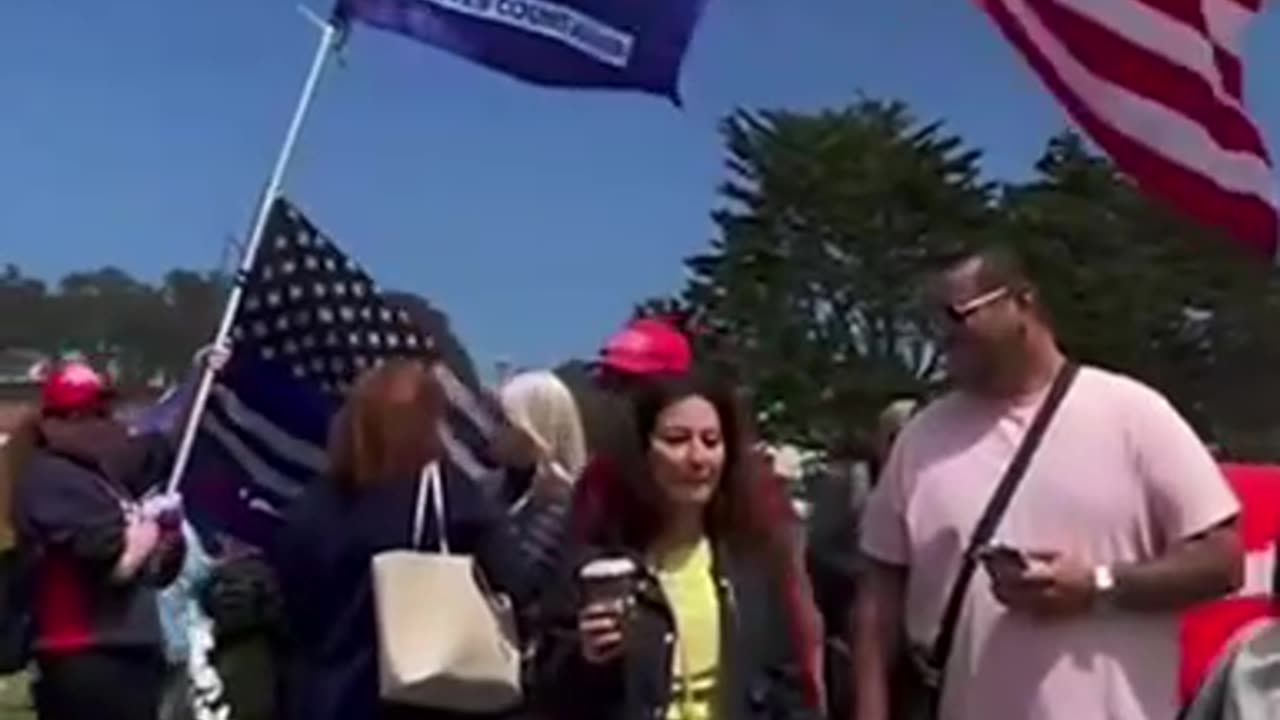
[3,1,1278,374]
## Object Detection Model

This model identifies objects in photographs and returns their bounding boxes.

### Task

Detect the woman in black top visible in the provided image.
[275,357,526,720]
[534,372,816,720]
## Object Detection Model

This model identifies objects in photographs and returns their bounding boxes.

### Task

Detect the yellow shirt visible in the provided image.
[653,538,721,720]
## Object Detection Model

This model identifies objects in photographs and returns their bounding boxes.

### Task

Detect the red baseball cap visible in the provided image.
[599,318,692,376]
[41,361,112,415]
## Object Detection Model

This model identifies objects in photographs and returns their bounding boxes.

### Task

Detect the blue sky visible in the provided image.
[3,1,1278,375]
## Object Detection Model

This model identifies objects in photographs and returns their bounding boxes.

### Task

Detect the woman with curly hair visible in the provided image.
[535,372,818,720]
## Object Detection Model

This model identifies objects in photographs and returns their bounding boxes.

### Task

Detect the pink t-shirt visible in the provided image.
[861,367,1239,720]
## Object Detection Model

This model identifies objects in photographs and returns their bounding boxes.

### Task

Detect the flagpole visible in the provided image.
[164,10,339,495]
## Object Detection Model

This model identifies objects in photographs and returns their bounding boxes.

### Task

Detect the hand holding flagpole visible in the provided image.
[164,8,340,496]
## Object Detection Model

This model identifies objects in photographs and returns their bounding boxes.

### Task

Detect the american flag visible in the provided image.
[180,197,500,549]
[980,0,1278,261]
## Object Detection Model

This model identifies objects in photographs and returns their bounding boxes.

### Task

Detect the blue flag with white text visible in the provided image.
[336,0,709,101]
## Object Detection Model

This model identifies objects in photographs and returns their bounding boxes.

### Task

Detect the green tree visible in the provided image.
[644,103,1280,462]
[44,267,153,381]
[1000,132,1280,457]
[0,264,51,351]
[0,264,227,386]
[153,269,230,379]
[644,99,995,455]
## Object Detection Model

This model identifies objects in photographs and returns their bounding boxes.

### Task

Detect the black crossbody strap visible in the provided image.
[928,362,1079,670]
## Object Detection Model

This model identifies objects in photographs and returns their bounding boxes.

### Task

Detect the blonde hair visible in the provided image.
[875,398,919,461]
[499,371,587,484]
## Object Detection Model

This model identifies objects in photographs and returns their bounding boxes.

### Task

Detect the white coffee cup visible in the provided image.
[579,557,639,607]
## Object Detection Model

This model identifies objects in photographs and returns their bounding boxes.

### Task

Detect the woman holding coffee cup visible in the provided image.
[534,372,817,720]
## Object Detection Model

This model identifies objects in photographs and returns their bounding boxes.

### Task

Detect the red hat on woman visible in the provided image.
[41,361,112,415]
[598,318,692,376]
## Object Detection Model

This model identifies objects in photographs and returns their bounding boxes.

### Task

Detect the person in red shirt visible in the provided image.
[10,362,186,720]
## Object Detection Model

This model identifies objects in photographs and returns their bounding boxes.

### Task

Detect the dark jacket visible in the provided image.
[497,465,572,608]
[199,554,288,720]
[274,464,529,720]
[12,426,180,656]
[534,543,818,720]
[806,466,867,639]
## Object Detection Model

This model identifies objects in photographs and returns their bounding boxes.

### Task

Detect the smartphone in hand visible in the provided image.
[977,544,1029,582]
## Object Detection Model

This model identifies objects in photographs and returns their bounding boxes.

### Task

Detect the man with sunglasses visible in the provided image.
[850,246,1242,720]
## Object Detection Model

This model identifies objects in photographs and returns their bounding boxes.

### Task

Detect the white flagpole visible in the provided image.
[164,9,339,495]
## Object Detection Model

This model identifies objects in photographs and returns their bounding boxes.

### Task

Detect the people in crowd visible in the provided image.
[752,448,825,711]
[534,371,818,720]
[275,357,528,720]
[809,395,920,640]
[9,361,188,720]
[851,245,1244,720]
[802,397,916,720]
[567,317,693,545]
[491,370,588,602]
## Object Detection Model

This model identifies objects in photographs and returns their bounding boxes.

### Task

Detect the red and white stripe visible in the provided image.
[1179,464,1280,701]
[979,0,1279,262]
[1220,462,1280,598]
[1239,543,1276,595]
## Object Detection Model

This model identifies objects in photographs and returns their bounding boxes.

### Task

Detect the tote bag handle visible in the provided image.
[412,463,450,555]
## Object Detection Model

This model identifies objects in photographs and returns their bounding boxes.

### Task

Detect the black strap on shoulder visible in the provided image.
[928,362,1080,670]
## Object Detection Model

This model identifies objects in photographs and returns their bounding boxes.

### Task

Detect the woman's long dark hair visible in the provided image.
[609,372,764,555]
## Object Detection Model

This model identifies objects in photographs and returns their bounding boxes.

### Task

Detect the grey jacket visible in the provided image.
[1183,619,1280,720]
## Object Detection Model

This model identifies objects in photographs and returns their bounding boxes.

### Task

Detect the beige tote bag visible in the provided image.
[372,463,523,712]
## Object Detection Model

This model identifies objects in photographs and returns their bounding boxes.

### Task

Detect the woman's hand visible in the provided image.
[193,342,232,373]
[113,513,162,582]
[578,599,628,665]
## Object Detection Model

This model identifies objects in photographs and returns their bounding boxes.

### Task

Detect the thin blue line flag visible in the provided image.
[336,0,709,102]
[175,197,501,552]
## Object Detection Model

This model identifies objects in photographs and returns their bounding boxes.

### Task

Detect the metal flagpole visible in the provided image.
[164,8,340,495]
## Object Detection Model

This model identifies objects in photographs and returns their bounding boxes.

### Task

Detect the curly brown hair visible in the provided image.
[609,372,768,555]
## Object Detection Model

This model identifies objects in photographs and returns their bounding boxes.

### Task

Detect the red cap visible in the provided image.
[41,361,111,414]
[599,318,692,376]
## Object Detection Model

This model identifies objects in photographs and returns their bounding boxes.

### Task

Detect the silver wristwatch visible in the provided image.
[1092,565,1117,607]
